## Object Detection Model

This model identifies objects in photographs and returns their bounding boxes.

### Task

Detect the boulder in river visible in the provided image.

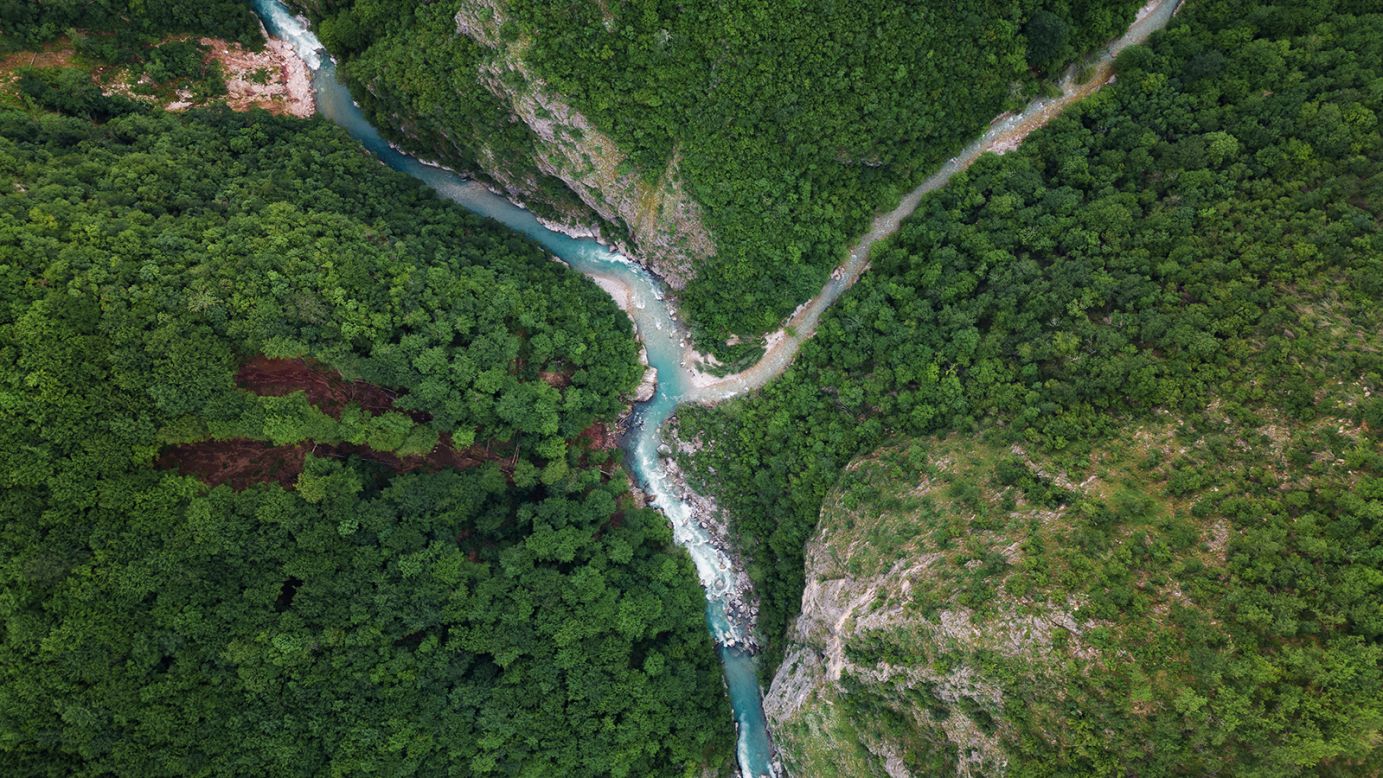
[634,366,657,402]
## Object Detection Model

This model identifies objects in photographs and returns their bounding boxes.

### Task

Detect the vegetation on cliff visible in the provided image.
[0,0,261,49]
[287,0,1147,354]
[772,426,1378,774]
[682,0,1381,770]
[294,0,603,237]
[501,0,1148,345]
[0,71,732,778]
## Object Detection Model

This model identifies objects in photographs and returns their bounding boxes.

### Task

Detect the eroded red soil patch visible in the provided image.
[578,422,617,451]
[159,435,510,491]
[322,435,506,476]
[157,439,309,490]
[236,356,428,421]
[157,356,590,491]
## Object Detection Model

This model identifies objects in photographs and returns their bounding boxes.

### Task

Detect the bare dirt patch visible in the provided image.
[0,44,75,95]
[235,356,424,421]
[157,439,310,490]
[539,369,571,388]
[0,48,75,73]
[579,422,615,451]
[158,356,514,490]
[3,32,313,116]
[158,436,509,491]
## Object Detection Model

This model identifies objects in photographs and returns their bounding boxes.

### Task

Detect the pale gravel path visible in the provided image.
[684,0,1182,404]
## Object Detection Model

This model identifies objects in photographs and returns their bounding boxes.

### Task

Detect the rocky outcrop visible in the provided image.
[664,420,761,649]
[763,441,1104,777]
[97,33,314,117]
[454,0,715,288]
[634,346,657,402]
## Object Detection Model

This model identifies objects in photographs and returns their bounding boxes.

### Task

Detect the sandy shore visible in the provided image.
[589,274,634,315]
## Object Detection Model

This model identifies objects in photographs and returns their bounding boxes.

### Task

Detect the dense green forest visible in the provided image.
[291,0,602,254]
[0,0,260,48]
[774,426,1379,774]
[681,0,1381,770]
[0,82,732,775]
[290,0,1146,353]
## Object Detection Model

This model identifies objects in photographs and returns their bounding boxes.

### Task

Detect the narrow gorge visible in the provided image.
[251,0,1186,774]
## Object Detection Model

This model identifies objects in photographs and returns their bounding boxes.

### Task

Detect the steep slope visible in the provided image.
[676,0,1383,770]
[451,0,716,290]
[290,0,1146,351]
[769,422,1379,775]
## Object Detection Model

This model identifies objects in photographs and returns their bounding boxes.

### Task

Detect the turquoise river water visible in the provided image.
[250,1,778,774]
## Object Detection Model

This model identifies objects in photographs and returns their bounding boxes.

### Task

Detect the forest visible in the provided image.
[0,0,260,48]
[3,0,1379,773]
[0,50,733,778]
[287,0,1148,355]
[680,0,1381,771]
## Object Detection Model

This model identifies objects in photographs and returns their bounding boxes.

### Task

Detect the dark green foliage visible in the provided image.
[0,105,731,774]
[134,40,227,102]
[1024,10,1071,72]
[295,0,1146,348]
[143,40,206,82]
[302,1,593,230]
[0,0,260,48]
[683,0,1381,769]
[14,67,144,120]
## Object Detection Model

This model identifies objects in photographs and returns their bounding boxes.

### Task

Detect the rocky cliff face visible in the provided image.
[454,0,715,288]
[763,377,1378,777]
[763,439,1108,777]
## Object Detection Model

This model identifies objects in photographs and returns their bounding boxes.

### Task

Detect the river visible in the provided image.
[249,1,778,774]
[248,1,1181,775]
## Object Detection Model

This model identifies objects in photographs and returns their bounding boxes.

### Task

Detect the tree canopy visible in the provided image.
[0,0,260,48]
[0,97,732,775]
[681,0,1382,770]
[291,0,1148,353]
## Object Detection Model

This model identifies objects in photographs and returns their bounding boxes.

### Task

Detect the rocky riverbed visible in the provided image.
[662,419,761,651]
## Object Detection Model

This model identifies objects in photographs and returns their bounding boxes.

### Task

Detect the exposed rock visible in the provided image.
[454,0,715,287]
[97,33,314,117]
[224,35,315,117]
[635,366,657,402]
[764,441,1102,776]
[664,418,762,647]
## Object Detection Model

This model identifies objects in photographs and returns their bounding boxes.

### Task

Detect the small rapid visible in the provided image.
[249,2,1182,774]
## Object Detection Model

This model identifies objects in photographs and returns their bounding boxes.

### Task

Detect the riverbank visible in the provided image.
[663,420,761,650]
[201,34,314,116]
[247,2,1187,774]
[1,30,314,117]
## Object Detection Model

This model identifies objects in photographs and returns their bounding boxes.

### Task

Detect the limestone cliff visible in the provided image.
[763,438,1107,776]
[763,386,1375,776]
[454,0,715,288]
